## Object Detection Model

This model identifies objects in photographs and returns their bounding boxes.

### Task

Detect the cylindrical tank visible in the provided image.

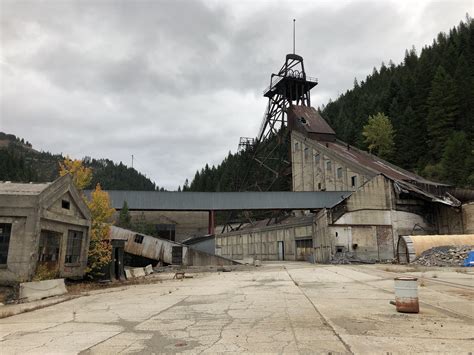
[394,277,419,313]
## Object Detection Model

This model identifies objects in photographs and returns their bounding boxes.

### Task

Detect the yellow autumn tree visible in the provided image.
[59,156,92,191]
[58,158,113,278]
[85,184,115,278]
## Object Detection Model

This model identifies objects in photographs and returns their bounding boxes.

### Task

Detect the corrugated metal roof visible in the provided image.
[288,106,336,136]
[91,190,352,211]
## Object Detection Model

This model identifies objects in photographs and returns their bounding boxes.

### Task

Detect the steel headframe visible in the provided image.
[248,53,318,191]
[223,54,317,231]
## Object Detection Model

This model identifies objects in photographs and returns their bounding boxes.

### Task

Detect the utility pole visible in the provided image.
[131,154,134,169]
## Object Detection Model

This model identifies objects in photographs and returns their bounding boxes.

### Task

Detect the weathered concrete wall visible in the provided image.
[313,209,331,262]
[291,132,369,192]
[124,211,208,242]
[216,220,313,261]
[436,205,464,235]
[462,202,474,233]
[0,216,31,284]
[185,249,237,266]
[345,175,391,211]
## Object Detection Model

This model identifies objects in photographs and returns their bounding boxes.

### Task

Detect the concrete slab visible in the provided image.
[19,279,67,302]
[0,263,471,353]
[144,264,153,275]
[131,268,146,278]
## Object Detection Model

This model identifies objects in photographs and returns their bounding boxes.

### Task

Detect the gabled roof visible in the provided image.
[0,175,91,219]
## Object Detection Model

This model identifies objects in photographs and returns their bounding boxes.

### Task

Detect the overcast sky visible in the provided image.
[0,0,471,189]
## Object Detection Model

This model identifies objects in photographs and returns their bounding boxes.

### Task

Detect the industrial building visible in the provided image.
[0,175,91,285]
[215,54,474,263]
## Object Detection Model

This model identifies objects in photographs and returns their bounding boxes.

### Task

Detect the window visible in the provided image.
[317,183,321,190]
[156,224,176,241]
[314,154,320,164]
[61,200,70,210]
[134,234,144,244]
[304,147,309,161]
[337,167,343,179]
[326,160,332,171]
[295,142,300,151]
[65,230,83,264]
[351,175,357,188]
[0,223,12,265]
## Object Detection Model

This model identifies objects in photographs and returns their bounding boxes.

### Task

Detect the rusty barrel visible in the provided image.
[394,277,419,313]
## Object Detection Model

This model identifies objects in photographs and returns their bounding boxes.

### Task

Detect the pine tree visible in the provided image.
[117,201,131,229]
[440,131,472,186]
[426,66,460,161]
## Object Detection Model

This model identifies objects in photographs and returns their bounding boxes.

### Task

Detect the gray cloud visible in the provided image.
[0,0,471,189]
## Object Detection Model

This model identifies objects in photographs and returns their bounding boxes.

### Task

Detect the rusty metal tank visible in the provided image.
[394,277,419,313]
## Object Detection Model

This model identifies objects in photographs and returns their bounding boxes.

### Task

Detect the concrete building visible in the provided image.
[216,105,473,263]
[0,175,91,285]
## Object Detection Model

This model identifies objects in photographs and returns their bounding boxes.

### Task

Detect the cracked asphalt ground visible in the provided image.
[0,263,473,354]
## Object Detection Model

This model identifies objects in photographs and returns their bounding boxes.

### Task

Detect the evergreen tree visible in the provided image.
[117,201,131,229]
[440,132,473,186]
[426,66,460,161]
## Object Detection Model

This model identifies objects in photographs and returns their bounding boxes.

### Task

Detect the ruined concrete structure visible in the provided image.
[110,226,238,267]
[0,175,91,284]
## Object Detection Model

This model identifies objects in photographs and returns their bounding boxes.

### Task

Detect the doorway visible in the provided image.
[37,230,62,277]
[172,246,183,265]
[277,241,284,261]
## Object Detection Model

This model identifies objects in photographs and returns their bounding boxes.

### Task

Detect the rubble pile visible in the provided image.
[412,245,473,266]
[330,252,377,264]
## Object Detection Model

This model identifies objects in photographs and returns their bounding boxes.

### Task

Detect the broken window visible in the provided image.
[304,147,309,161]
[351,175,357,188]
[326,160,332,171]
[65,230,82,264]
[134,234,144,244]
[337,167,343,179]
[62,200,70,210]
[0,223,12,265]
[156,224,176,241]
[314,154,320,164]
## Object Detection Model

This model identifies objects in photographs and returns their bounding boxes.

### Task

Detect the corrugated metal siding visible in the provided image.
[87,191,352,211]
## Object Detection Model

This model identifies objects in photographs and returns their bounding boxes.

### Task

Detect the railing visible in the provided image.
[262,75,318,95]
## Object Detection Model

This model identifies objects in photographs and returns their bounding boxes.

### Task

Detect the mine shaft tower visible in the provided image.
[257,53,318,143]
[239,53,318,192]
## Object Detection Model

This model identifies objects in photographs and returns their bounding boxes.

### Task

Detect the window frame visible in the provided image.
[0,223,12,266]
[65,230,83,265]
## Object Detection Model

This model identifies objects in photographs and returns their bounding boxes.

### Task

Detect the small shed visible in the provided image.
[0,175,91,285]
[397,234,474,263]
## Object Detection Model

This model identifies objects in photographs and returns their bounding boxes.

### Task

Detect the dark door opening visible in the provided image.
[295,238,313,261]
[37,230,61,277]
[172,246,183,265]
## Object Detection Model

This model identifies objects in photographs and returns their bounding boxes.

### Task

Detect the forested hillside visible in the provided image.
[0,132,160,190]
[185,16,474,191]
